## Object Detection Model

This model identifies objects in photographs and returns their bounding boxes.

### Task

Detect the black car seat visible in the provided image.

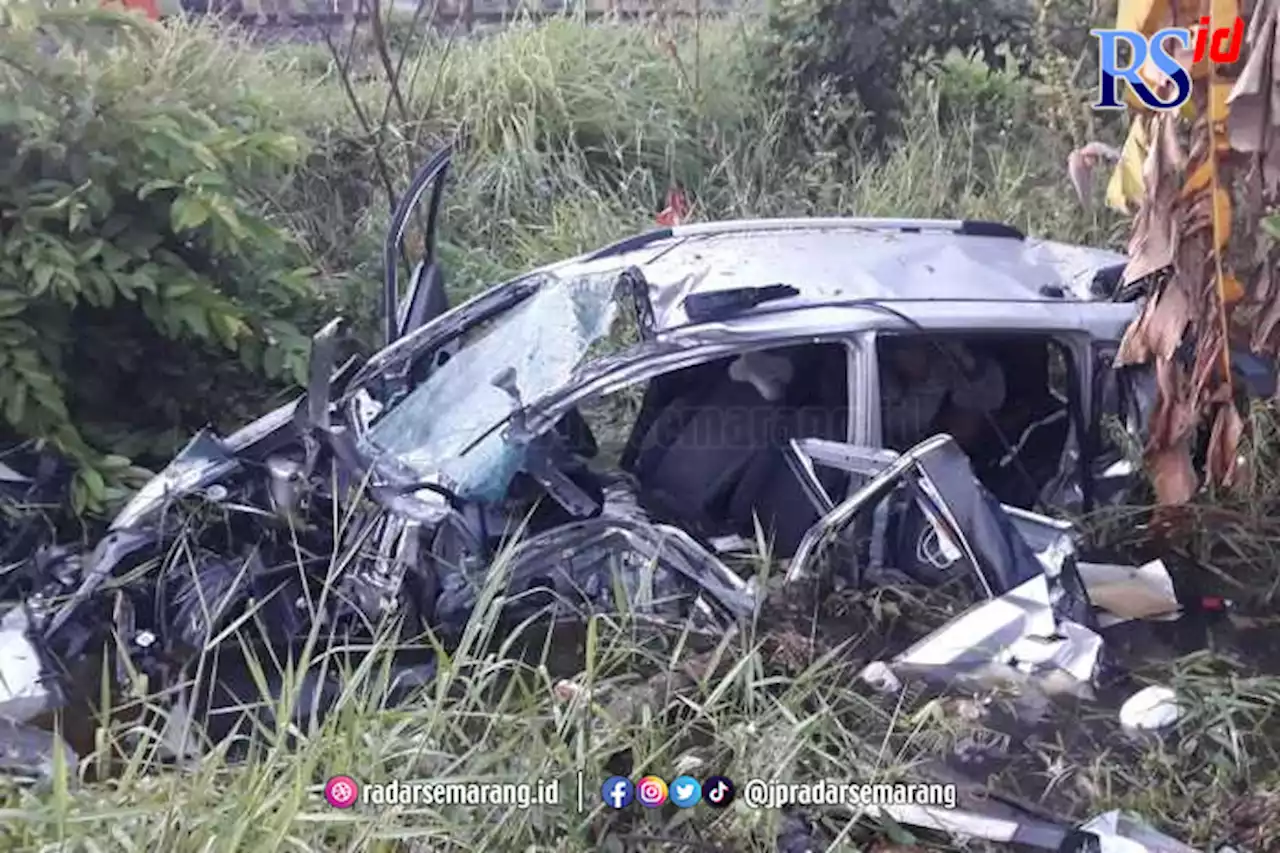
[623,345,851,554]
[619,359,728,474]
[723,345,850,556]
[972,340,1071,508]
[625,355,793,532]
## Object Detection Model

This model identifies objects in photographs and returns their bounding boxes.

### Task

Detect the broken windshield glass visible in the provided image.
[364,271,622,501]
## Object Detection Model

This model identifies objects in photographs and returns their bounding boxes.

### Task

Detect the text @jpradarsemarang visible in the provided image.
[741,780,958,810]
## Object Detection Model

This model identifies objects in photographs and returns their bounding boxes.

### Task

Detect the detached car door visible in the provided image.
[783,434,1094,624]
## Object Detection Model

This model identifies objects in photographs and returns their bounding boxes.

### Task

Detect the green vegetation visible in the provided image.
[2,1,1279,851]
[0,7,323,511]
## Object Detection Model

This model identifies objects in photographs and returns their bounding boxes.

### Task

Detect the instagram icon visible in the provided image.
[636,776,668,808]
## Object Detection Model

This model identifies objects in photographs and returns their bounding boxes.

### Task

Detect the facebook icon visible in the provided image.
[602,776,634,809]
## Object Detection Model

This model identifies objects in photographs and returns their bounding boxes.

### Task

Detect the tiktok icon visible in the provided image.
[702,776,736,809]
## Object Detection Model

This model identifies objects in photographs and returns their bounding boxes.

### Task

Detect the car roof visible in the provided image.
[550,218,1130,332]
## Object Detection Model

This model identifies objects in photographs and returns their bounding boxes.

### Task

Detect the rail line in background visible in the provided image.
[180,0,736,31]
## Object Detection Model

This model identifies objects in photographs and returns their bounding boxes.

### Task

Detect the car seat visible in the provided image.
[619,359,728,474]
[722,345,850,556]
[624,356,793,532]
[624,345,850,554]
[970,340,1071,509]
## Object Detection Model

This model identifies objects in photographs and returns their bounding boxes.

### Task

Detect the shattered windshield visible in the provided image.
[364,271,622,501]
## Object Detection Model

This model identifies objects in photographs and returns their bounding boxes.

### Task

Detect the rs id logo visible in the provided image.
[1092,16,1244,111]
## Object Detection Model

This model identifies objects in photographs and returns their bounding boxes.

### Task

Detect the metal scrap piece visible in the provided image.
[0,605,59,723]
[435,477,753,633]
[43,528,157,647]
[892,574,1103,683]
[1064,810,1199,853]
[786,435,1095,624]
[868,803,1069,850]
[0,717,78,785]
[111,429,240,532]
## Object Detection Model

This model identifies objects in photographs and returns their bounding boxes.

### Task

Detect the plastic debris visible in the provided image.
[1076,559,1181,627]
[1118,685,1182,733]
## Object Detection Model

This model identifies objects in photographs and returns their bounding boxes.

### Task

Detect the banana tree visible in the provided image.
[1075,0,1280,506]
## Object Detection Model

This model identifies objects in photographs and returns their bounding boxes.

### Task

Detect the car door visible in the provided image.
[782,434,1094,624]
[1084,340,1153,507]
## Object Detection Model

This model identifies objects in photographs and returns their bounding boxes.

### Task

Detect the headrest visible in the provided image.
[727,351,794,401]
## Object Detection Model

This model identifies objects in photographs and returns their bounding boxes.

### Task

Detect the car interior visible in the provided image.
[525,333,1077,564]
[534,342,853,558]
[623,343,852,555]
[878,333,1077,512]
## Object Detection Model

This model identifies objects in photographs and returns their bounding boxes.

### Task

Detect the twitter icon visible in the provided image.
[669,775,702,808]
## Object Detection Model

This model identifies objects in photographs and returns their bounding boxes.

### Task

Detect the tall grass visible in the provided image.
[242,13,1126,325]
[4,538,1279,851]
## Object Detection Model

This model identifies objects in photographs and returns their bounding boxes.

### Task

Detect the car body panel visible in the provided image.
[528,217,1132,327]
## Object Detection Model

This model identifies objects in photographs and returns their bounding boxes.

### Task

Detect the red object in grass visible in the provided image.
[1201,596,1227,611]
[107,0,159,18]
[656,187,689,227]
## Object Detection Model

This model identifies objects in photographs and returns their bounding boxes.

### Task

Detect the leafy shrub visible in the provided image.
[0,3,323,512]
[925,53,1038,148]
[756,0,1036,151]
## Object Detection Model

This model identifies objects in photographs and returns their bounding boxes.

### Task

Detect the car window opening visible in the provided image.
[876,332,1078,512]
[540,342,852,560]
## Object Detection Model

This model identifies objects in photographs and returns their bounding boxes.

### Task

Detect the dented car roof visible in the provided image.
[547,218,1132,332]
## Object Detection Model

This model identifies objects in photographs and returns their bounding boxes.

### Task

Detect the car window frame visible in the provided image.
[522,334,866,452]
[861,327,1095,508]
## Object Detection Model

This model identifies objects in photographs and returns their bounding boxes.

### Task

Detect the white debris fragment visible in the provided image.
[551,679,585,703]
[0,607,52,723]
[1049,619,1106,683]
[708,534,751,553]
[672,751,707,777]
[1077,809,1198,853]
[894,575,1103,685]
[1118,685,1182,733]
[858,661,903,693]
[1077,559,1181,626]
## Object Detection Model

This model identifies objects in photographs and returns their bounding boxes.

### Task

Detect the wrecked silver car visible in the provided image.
[2,148,1168,762]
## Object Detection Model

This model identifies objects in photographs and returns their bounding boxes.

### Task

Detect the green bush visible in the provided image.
[0,3,324,512]
[756,0,1035,152]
